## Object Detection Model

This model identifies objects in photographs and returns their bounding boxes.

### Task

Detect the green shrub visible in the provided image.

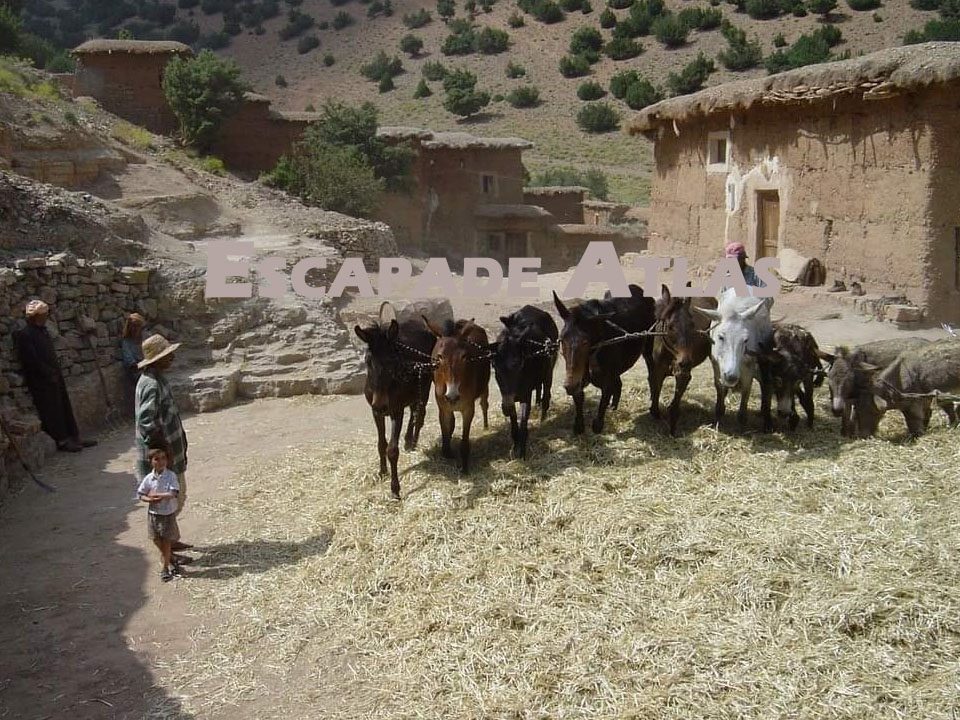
[199,155,226,175]
[773,31,786,46]
[745,0,781,18]
[276,74,288,87]
[576,101,620,132]
[442,68,491,117]
[266,145,382,217]
[561,0,584,10]
[667,51,715,95]
[582,0,594,12]
[942,0,960,16]
[806,0,837,15]
[604,36,642,58]
[378,74,394,92]
[577,79,606,99]
[199,31,230,49]
[609,69,639,98]
[508,10,525,25]
[903,17,960,41]
[764,32,831,73]
[847,0,880,9]
[162,50,249,152]
[437,0,456,20]
[44,50,75,73]
[442,28,477,53]
[403,8,432,27]
[624,78,663,108]
[413,78,432,97]
[506,60,526,77]
[423,59,448,80]
[570,25,603,54]
[717,20,763,69]
[332,10,354,28]
[506,85,540,106]
[678,6,723,29]
[815,24,842,45]
[492,92,504,101]
[599,7,616,26]
[297,34,319,53]
[559,54,591,76]
[530,166,609,200]
[279,10,314,39]
[477,26,510,52]
[324,53,335,65]
[653,13,688,46]
[400,33,424,56]
[360,51,403,82]
[608,0,634,8]
[909,0,939,8]
[0,6,21,54]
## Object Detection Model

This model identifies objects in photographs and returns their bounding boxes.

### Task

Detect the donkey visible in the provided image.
[553,284,656,435]
[354,318,435,498]
[648,285,715,436]
[694,287,776,432]
[424,317,491,474]
[764,323,823,431]
[492,305,559,459]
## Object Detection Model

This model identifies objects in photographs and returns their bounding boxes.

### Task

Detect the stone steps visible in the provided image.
[788,285,925,327]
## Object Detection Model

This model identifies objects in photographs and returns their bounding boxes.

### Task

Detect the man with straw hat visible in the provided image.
[135,333,194,554]
[15,299,97,453]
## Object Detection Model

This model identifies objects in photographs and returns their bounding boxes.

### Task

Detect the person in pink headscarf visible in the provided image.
[724,242,766,289]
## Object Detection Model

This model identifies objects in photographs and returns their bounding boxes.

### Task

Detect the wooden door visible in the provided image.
[505,232,527,261]
[757,192,780,259]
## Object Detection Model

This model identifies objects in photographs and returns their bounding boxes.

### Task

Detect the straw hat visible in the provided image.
[25,299,49,317]
[138,334,181,369]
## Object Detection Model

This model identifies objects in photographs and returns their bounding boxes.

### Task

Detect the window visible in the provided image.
[707,131,730,173]
[480,173,497,196]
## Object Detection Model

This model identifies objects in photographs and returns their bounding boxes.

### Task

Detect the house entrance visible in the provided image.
[477,232,527,267]
[756,191,780,260]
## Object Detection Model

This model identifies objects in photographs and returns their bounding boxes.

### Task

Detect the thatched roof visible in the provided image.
[377,127,433,141]
[273,110,322,122]
[377,127,533,150]
[628,42,960,136]
[553,224,626,237]
[72,39,193,56]
[474,204,553,220]
[524,186,590,195]
[582,200,628,210]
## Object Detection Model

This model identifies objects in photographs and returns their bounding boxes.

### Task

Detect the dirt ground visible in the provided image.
[0,290,948,720]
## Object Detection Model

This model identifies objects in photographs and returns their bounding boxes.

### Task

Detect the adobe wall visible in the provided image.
[523,188,586,224]
[646,86,955,319]
[371,145,430,252]
[0,254,163,502]
[531,226,645,272]
[419,147,526,262]
[215,102,312,174]
[73,54,180,134]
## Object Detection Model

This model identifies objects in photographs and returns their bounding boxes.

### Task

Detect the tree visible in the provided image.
[576,101,619,132]
[0,6,21,55]
[624,78,663,109]
[652,13,688,47]
[442,68,491,117]
[400,33,424,56]
[570,25,603,54]
[717,20,763,70]
[667,51,715,95]
[506,85,540,107]
[413,78,433,97]
[577,80,606,100]
[162,50,249,152]
[438,0,456,21]
[477,26,509,53]
[531,165,609,199]
[266,144,382,217]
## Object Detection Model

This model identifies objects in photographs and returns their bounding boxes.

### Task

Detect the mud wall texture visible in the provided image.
[0,254,164,501]
[74,54,180,135]
[522,189,587,224]
[645,84,960,322]
[215,102,312,174]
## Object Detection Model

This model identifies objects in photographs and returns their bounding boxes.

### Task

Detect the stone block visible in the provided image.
[138,298,158,318]
[120,267,150,285]
[884,305,923,323]
[49,252,78,267]
[15,258,44,270]
[110,283,130,294]
[39,287,57,305]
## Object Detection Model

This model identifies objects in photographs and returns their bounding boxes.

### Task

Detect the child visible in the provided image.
[137,447,183,582]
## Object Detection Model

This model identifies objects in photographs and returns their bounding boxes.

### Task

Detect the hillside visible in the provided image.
[20,0,953,203]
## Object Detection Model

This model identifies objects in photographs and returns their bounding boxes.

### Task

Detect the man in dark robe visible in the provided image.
[15,299,96,453]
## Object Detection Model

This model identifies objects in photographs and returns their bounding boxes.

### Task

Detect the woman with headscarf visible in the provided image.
[121,313,146,418]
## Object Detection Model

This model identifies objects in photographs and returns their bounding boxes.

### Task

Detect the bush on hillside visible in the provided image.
[477,26,510,52]
[608,0,634,8]
[413,78,432,97]
[667,51,715,94]
[508,11,525,25]
[624,78,663,108]
[678,6,723,29]
[773,31,787,46]
[437,0,456,21]
[44,50,75,72]
[378,73,394,92]
[717,19,763,69]
[199,31,230,49]
[847,0,880,9]
[530,165,609,200]
[332,11,354,29]
[0,6,21,54]
[764,31,831,72]
[442,69,491,117]
[360,51,403,82]
[745,0,781,18]
[604,37,642,59]
[506,85,540,106]
[561,0,585,10]
[400,33,424,56]
[570,25,603,54]
[324,53,335,65]
[297,34,319,53]
[267,145,381,217]
[577,79,606,99]
[506,60,526,77]
[908,0,939,8]
[162,50,249,152]
[609,69,639,98]
[442,28,477,54]
[903,17,960,41]
[423,59,448,80]
[652,13,688,46]
[599,7,616,26]
[559,53,590,76]
[279,10,313,39]
[518,0,565,22]
[403,8,432,27]
[806,0,837,15]
[576,101,620,132]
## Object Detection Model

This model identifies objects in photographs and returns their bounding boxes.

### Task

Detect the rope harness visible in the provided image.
[588,319,667,353]
[876,377,960,404]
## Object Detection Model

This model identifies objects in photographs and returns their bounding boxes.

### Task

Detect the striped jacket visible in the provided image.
[135,368,188,478]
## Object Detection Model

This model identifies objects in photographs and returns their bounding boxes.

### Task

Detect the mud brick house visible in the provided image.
[627,42,960,323]
[72,40,193,135]
[375,128,640,271]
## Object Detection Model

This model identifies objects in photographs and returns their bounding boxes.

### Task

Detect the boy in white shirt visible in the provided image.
[137,447,182,582]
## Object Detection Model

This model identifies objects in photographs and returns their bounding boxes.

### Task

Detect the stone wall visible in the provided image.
[645,85,960,322]
[0,252,161,501]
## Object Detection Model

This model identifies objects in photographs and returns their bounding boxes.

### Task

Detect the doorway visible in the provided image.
[756,191,780,260]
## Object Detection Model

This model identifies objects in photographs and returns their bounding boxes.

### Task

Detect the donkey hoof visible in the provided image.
[591,418,604,434]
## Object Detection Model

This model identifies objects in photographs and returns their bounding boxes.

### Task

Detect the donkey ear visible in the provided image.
[553,291,571,321]
[422,315,442,337]
[386,319,399,341]
[817,349,836,365]
[354,325,371,344]
[660,284,671,303]
[693,305,721,322]
[859,362,881,373]
[499,315,512,327]
[741,300,768,320]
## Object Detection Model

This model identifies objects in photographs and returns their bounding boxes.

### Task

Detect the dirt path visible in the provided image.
[0,290,948,719]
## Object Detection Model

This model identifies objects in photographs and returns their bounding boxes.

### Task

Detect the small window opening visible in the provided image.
[707,131,730,173]
[481,174,496,195]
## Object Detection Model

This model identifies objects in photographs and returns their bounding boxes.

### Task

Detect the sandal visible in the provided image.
[160,568,174,582]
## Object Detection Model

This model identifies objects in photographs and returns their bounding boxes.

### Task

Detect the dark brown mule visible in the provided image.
[354,317,435,498]
[424,317,491,473]
[648,285,715,436]
[492,305,559,459]
[553,284,656,434]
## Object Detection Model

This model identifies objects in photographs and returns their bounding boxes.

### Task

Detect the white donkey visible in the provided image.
[694,287,776,432]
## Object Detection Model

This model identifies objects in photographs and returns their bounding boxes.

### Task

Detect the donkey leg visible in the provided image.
[800,377,815,429]
[941,399,958,427]
[403,404,417,451]
[413,384,431,447]
[648,362,666,421]
[669,372,691,437]
[611,381,622,411]
[506,402,520,446]
[737,377,752,430]
[518,394,532,459]
[460,405,475,474]
[481,388,489,430]
[374,411,387,476]
[388,410,405,499]
[593,379,618,434]
[439,405,456,459]
[573,386,586,435]
[711,359,726,423]
[759,363,774,434]
[541,374,552,422]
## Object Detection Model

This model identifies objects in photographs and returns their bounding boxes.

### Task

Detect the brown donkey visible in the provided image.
[649,285,715,436]
[424,317,491,473]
